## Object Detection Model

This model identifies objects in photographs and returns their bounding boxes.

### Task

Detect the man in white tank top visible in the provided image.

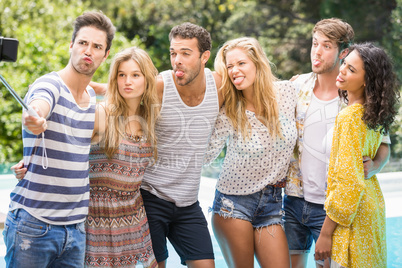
[86,23,224,267]
[139,23,224,268]
[284,18,391,268]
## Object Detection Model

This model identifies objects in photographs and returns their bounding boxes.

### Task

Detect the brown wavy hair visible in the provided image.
[339,43,400,134]
[313,18,354,52]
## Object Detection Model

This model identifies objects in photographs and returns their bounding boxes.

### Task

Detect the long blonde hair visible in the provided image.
[214,37,281,139]
[103,47,160,159]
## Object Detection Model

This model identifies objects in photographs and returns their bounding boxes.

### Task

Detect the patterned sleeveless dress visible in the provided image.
[85,137,157,268]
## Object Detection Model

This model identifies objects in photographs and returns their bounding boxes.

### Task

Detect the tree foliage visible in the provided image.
[88,0,402,162]
[384,0,402,162]
[1,0,401,167]
[0,0,86,163]
[0,0,134,163]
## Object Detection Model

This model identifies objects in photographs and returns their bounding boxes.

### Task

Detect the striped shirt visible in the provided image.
[9,72,96,225]
[141,68,219,207]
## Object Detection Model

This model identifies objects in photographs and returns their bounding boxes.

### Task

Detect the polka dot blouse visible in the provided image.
[204,81,297,195]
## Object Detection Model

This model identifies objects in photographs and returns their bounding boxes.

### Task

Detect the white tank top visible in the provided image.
[141,68,219,207]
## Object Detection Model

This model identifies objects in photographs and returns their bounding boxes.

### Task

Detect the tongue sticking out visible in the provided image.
[313,60,321,67]
[233,77,244,85]
[175,70,184,78]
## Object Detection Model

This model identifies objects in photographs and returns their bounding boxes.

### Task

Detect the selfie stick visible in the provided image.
[0,74,38,117]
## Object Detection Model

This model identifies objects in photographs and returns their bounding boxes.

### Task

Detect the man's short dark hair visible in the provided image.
[169,22,211,55]
[72,11,116,53]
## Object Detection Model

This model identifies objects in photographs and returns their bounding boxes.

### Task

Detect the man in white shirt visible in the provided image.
[284,18,390,268]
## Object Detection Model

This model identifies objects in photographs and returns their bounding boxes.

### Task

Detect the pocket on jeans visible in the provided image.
[17,220,49,237]
[77,221,86,234]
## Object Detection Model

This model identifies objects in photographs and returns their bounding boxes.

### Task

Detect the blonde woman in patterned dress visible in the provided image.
[85,47,159,267]
[314,43,399,267]
[204,37,297,267]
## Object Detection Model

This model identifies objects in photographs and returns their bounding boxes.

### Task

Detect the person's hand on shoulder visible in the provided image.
[89,81,107,95]
[289,74,300,82]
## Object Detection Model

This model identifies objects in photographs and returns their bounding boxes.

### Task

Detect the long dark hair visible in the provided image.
[339,43,400,134]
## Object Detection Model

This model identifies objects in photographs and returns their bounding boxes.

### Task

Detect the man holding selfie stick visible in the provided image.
[2,11,115,268]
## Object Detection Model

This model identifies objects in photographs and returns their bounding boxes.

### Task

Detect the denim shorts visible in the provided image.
[140,189,214,265]
[3,208,86,268]
[284,195,326,254]
[211,185,284,229]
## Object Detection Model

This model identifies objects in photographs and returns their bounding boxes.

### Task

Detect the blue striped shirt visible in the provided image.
[9,72,96,225]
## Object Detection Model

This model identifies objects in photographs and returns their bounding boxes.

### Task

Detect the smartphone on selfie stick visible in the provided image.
[0,36,38,117]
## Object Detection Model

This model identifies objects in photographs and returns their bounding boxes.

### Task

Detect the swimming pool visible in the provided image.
[1,174,401,267]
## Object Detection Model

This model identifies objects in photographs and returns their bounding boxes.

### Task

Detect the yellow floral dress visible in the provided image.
[325,103,386,267]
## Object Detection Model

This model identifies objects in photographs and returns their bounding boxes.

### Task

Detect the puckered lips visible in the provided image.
[83,56,93,65]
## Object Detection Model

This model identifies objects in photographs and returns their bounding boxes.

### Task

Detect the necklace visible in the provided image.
[125,117,145,147]
[124,133,145,149]
[124,132,145,142]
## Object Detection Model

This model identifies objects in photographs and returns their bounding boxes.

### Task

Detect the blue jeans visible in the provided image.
[212,186,284,229]
[284,195,326,254]
[3,209,86,268]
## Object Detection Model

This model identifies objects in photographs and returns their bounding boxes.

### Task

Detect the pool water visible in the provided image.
[1,174,401,267]
[386,216,402,266]
[1,221,400,267]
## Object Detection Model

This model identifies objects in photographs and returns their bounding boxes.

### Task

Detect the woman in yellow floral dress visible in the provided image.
[314,43,399,267]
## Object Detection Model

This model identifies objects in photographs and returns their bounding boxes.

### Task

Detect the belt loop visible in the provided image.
[12,208,21,219]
